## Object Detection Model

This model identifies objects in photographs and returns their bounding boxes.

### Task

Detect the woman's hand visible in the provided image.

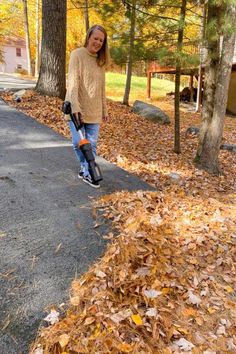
[102,115,109,122]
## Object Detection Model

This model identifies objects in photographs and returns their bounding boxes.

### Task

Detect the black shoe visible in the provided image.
[78,169,84,179]
[82,175,100,188]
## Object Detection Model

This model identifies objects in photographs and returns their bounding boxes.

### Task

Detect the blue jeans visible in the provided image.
[69,121,100,177]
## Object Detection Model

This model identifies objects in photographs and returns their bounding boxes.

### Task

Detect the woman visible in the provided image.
[65,25,109,188]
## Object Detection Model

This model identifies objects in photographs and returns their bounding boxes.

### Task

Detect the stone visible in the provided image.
[13,89,26,101]
[169,172,181,180]
[220,144,236,153]
[185,126,200,136]
[132,100,170,124]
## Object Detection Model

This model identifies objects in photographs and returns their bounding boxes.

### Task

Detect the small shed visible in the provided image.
[227,63,236,115]
[146,62,200,102]
[147,51,236,115]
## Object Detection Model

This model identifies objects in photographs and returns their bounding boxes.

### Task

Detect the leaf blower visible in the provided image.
[62,101,103,183]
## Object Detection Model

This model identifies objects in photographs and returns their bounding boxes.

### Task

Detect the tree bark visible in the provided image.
[84,0,89,32]
[22,0,32,76]
[174,0,187,154]
[123,0,136,106]
[196,2,236,174]
[195,2,207,112]
[36,0,67,99]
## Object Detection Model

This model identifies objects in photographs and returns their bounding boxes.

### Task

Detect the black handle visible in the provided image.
[62,101,83,131]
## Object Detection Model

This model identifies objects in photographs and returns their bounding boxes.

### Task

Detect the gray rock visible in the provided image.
[132,100,170,124]
[220,144,236,153]
[185,126,200,136]
[13,89,26,101]
[169,172,181,180]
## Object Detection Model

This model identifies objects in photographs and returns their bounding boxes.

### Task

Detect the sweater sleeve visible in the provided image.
[65,50,82,114]
[102,70,108,117]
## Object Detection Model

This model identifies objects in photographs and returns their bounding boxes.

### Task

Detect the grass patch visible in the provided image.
[106,71,176,104]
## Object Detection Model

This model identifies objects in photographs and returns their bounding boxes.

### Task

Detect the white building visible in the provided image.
[0,37,28,74]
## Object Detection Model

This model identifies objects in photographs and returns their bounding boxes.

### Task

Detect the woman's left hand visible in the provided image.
[102,116,109,122]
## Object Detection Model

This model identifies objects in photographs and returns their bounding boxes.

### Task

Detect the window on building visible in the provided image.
[16,48,21,57]
[17,64,22,69]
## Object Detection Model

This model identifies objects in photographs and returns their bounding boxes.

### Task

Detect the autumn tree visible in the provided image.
[0,26,4,63]
[84,0,90,31]
[174,0,187,154]
[195,0,236,174]
[0,1,24,39]
[35,0,40,77]
[36,0,67,99]
[123,0,136,105]
[70,0,90,33]
[22,0,32,75]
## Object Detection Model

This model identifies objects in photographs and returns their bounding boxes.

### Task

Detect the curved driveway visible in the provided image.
[0,75,153,354]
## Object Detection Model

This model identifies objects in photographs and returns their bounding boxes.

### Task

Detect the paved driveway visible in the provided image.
[0,90,153,354]
[0,73,36,91]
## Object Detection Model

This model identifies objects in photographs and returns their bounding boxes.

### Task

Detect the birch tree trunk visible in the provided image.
[22,0,32,76]
[123,0,136,106]
[174,0,187,154]
[195,2,207,112]
[35,0,40,77]
[36,0,67,99]
[195,2,236,174]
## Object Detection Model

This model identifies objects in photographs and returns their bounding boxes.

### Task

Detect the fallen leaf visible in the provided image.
[95,270,106,278]
[84,317,95,325]
[55,243,62,254]
[145,308,157,317]
[110,309,132,324]
[117,342,134,352]
[44,310,60,325]
[144,289,162,299]
[34,348,43,354]
[131,314,143,326]
[59,334,70,348]
[188,291,201,306]
[172,337,195,351]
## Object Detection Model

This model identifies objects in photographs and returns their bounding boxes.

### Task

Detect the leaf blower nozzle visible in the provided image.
[62,101,103,183]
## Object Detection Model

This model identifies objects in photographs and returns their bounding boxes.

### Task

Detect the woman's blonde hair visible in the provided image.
[84,25,110,67]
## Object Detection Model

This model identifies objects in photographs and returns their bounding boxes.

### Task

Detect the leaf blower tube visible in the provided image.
[62,101,103,183]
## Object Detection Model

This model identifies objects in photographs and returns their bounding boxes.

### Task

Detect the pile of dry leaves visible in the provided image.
[1,89,235,197]
[1,90,236,353]
[31,188,235,353]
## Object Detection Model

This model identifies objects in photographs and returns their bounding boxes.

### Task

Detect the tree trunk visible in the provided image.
[22,0,32,76]
[35,0,40,77]
[123,0,136,106]
[36,0,67,99]
[84,0,89,32]
[174,0,187,154]
[195,2,207,112]
[195,3,236,174]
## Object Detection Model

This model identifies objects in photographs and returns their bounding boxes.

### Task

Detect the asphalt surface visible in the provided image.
[0,74,36,91]
[0,75,154,354]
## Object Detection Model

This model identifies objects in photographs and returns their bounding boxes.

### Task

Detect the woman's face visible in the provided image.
[86,29,105,54]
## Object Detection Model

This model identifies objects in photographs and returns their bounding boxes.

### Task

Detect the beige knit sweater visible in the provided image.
[65,47,107,123]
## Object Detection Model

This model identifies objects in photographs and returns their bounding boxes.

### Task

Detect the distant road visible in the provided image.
[0,73,36,91]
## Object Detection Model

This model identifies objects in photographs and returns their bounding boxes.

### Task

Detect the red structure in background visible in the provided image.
[146,61,201,104]
[146,61,236,114]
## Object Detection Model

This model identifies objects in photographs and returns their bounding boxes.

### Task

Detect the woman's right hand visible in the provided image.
[77,112,84,126]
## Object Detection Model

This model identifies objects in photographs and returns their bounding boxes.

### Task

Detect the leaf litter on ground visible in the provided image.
[1,90,235,353]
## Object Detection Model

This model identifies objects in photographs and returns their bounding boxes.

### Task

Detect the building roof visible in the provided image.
[3,36,26,48]
[147,62,199,76]
[148,41,236,75]
[147,61,236,75]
